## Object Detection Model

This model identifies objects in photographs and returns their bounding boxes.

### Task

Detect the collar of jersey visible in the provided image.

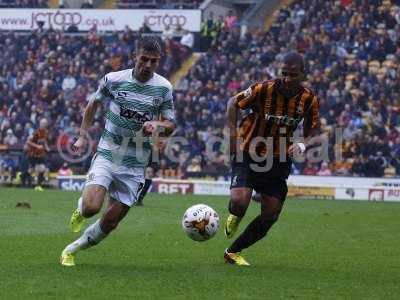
[131,69,154,85]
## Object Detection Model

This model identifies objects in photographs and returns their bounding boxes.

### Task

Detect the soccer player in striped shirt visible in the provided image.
[60,36,176,266]
[224,52,320,265]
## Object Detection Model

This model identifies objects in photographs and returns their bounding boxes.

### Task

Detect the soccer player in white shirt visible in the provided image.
[60,37,176,266]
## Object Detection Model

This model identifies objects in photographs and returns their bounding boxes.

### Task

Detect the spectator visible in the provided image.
[303,162,318,175]
[81,0,93,8]
[200,12,216,51]
[224,10,237,31]
[3,129,18,147]
[317,162,332,176]
[0,0,48,8]
[62,71,77,101]
[161,25,174,41]
[1,0,399,180]
[180,30,194,52]
[38,0,48,8]
[117,1,201,9]
[334,160,352,176]
[156,159,181,178]
[343,122,358,141]
[351,156,366,177]
[171,0,400,178]
[58,162,73,176]
[25,118,50,188]
[0,155,16,182]
[187,157,202,172]
[173,24,185,40]
[138,21,152,35]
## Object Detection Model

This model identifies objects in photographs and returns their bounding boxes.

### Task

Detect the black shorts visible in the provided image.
[28,157,45,168]
[230,151,291,202]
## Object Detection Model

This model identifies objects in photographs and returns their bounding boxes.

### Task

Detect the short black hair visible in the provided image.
[137,36,162,55]
[283,52,305,72]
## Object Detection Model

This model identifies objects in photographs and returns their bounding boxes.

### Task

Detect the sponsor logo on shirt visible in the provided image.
[120,106,152,124]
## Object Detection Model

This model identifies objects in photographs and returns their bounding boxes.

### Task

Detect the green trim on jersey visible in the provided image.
[101,129,152,149]
[97,147,150,168]
[110,81,169,98]
[161,101,173,109]
[105,110,142,131]
[101,129,124,145]
[111,98,158,114]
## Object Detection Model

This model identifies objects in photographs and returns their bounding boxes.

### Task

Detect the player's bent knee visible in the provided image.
[82,186,106,217]
[228,199,247,217]
[82,197,103,216]
[231,194,246,204]
[82,202,101,217]
[230,191,251,207]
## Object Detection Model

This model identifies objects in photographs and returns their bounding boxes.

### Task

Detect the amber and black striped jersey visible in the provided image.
[27,128,49,158]
[235,79,320,157]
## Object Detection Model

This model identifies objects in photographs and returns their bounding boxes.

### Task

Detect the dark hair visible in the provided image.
[283,52,305,73]
[137,36,162,55]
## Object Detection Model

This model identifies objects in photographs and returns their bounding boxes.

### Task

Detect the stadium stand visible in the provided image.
[0,28,190,183]
[171,0,400,178]
[0,0,399,184]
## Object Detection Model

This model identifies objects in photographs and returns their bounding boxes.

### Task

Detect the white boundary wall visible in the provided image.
[57,175,400,202]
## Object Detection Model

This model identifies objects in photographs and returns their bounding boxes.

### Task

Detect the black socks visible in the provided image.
[228,215,276,253]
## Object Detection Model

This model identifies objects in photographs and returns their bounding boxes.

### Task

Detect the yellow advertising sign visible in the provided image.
[288,186,335,199]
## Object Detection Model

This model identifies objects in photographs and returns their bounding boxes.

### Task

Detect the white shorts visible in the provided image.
[85,155,145,207]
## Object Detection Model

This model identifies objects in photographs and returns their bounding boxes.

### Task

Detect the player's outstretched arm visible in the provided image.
[73,100,101,154]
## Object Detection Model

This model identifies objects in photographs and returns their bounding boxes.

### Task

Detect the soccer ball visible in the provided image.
[182,204,220,242]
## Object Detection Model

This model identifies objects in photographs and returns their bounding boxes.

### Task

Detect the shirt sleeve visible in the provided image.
[303,95,320,137]
[236,83,262,110]
[160,87,175,121]
[91,75,112,103]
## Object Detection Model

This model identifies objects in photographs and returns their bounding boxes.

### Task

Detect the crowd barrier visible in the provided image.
[57,175,400,202]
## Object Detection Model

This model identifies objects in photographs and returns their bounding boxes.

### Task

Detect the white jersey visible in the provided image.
[92,69,175,168]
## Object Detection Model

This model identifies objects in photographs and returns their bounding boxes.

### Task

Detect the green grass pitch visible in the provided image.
[0,188,399,299]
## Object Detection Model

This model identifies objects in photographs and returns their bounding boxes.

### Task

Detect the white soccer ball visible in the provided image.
[182,204,220,242]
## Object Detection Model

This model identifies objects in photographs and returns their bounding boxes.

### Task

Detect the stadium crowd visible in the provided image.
[0,26,189,182]
[1,0,400,182]
[0,0,48,8]
[172,0,400,178]
[117,0,201,9]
